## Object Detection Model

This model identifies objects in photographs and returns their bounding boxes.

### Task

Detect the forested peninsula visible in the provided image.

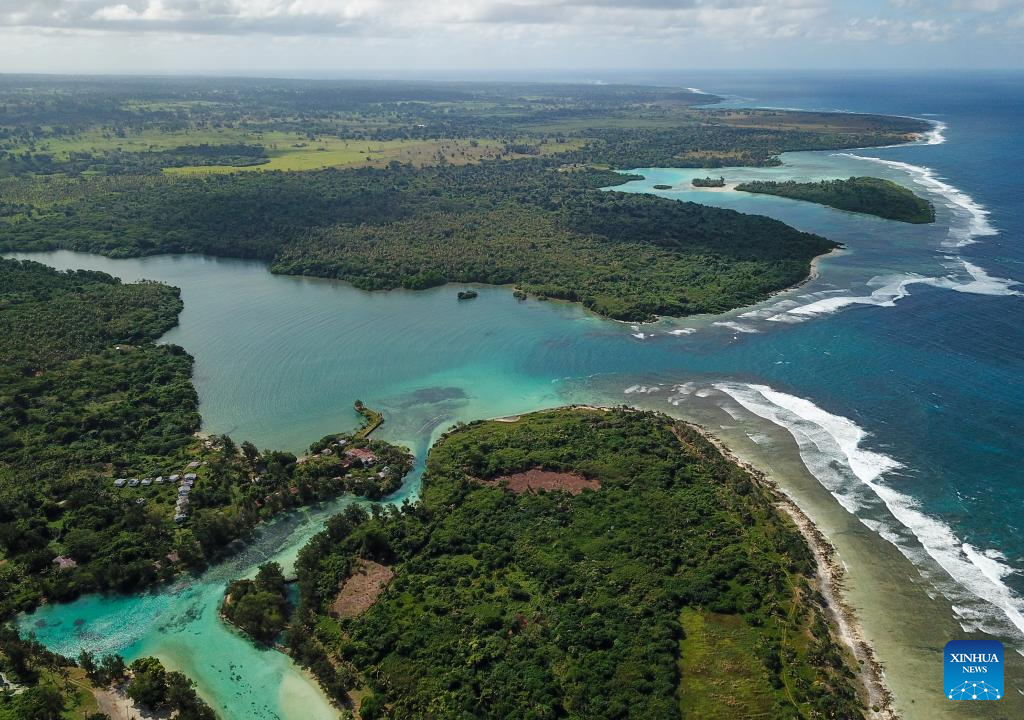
[0,78,929,321]
[283,408,868,720]
[736,176,936,223]
[0,258,411,717]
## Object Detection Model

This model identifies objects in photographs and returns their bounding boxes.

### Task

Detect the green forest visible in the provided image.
[222,562,291,644]
[0,257,414,717]
[735,176,936,223]
[286,408,865,719]
[0,77,929,321]
[0,79,926,717]
[0,258,411,619]
[0,162,836,321]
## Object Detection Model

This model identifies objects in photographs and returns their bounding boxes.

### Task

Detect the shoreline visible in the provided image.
[772,244,839,298]
[686,422,895,719]
[624,244,842,330]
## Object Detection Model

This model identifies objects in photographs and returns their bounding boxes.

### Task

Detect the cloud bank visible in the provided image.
[0,0,1021,73]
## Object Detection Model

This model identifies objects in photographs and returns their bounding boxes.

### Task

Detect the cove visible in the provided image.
[12,77,1024,718]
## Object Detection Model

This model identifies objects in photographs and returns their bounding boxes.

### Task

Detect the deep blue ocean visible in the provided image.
[682,70,1024,616]
[10,71,1024,716]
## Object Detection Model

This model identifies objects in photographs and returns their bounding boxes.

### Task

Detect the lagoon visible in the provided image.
[13,72,1024,719]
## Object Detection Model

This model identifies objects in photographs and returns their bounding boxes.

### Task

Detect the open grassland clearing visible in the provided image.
[678,609,779,719]
[4,123,583,174]
[167,135,581,173]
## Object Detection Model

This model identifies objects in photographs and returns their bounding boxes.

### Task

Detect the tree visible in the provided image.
[95,653,126,685]
[241,441,260,463]
[255,561,286,595]
[77,649,97,680]
[126,657,167,709]
[222,562,290,643]
[161,670,217,720]
[360,692,385,720]
[9,685,65,720]
[165,670,197,708]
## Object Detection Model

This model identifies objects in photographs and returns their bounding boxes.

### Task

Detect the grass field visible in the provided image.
[9,126,244,156]
[5,124,583,173]
[167,136,581,173]
[678,608,779,718]
[61,668,100,719]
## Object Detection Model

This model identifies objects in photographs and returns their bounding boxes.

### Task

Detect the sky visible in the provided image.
[0,0,1022,75]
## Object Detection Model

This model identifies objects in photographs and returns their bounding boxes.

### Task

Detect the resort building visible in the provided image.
[345,448,378,466]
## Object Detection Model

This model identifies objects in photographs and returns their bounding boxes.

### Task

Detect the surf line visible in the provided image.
[713,381,1024,642]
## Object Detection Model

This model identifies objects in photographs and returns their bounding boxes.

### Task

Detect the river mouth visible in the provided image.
[11,136,1024,718]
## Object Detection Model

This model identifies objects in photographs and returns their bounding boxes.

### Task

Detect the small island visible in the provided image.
[457,289,478,300]
[652,183,674,190]
[735,176,935,223]
[692,176,726,188]
[222,561,290,644]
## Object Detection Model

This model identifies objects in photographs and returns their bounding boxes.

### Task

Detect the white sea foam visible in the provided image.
[624,384,661,394]
[666,327,696,335]
[924,120,947,145]
[932,259,1021,296]
[765,261,1019,323]
[712,320,761,334]
[670,382,698,396]
[836,153,996,248]
[779,274,922,319]
[713,382,895,513]
[728,147,1013,323]
[712,381,1024,640]
[740,299,802,321]
[964,544,1018,586]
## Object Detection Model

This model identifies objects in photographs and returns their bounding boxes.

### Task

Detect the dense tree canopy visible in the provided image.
[0,259,410,620]
[0,162,837,321]
[222,562,291,644]
[287,409,865,719]
[736,176,936,223]
[0,78,928,321]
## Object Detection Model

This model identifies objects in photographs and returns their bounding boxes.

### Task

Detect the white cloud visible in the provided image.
[0,0,1021,71]
[0,0,835,37]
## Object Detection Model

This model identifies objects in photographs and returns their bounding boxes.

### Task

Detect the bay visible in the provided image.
[12,71,1024,718]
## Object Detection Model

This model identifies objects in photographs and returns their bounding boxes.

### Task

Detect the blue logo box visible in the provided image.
[945,640,1003,700]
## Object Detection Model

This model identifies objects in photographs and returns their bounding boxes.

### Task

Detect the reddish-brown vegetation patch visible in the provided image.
[484,468,600,495]
[331,559,394,618]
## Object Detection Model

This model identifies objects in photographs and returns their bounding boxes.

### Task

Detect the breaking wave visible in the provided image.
[761,261,1020,323]
[710,381,1024,640]
[836,153,996,248]
[924,120,947,145]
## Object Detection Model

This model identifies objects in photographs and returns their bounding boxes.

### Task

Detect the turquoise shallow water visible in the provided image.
[11,73,1024,718]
